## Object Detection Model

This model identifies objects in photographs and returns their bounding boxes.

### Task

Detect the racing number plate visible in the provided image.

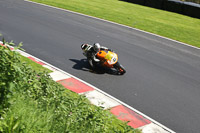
[109,53,118,65]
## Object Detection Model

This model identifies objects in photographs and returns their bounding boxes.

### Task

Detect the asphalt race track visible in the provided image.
[1,0,200,132]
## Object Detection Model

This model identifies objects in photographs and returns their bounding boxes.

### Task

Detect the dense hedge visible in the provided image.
[180,0,200,4]
[0,40,139,133]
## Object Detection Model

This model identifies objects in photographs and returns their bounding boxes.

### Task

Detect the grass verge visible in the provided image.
[30,0,200,48]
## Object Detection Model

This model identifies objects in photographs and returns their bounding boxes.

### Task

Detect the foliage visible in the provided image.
[0,40,140,132]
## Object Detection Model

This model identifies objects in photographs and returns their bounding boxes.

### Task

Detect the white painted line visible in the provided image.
[18,51,30,57]
[82,90,121,110]
[49,71,71,81]
[25,0,200,50]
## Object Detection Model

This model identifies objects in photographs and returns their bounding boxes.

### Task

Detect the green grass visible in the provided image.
[31,0,200,47]
[20,55,52,73]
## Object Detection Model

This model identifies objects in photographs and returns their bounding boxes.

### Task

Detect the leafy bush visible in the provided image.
[0,40,140,133]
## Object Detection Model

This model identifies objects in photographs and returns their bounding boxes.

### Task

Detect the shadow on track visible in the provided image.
[69,59,105,74]
[69,59,120,75]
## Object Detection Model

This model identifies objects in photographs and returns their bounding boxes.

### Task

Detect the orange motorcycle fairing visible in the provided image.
[96,50,118,68]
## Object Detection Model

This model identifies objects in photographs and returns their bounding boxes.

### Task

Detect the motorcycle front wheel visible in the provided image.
[114,62,126,75]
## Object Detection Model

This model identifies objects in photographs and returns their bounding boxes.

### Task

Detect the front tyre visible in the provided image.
[114,62,126,75]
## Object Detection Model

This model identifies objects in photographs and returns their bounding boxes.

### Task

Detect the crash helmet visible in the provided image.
[93,43,100,52]
[81,44,88,50]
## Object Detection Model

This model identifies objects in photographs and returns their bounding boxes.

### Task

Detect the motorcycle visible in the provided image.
[81,44,126,75]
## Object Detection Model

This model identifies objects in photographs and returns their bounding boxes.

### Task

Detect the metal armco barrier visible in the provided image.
[123,0,146,5]
[163,0,184,14]
[145,0,165,9]
[121,0,200,19]
[183,2,200,18]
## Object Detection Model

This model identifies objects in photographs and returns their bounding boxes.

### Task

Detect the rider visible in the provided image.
[81,43,113,67]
